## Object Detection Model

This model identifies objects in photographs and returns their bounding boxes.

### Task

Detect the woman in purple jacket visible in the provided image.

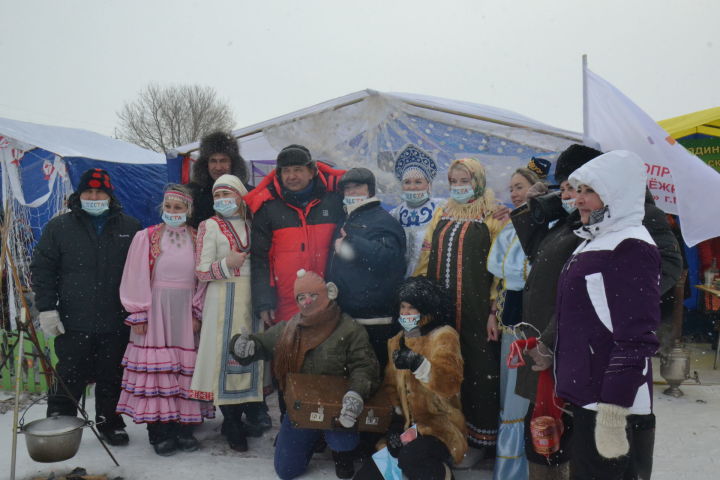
[554,150,661,479]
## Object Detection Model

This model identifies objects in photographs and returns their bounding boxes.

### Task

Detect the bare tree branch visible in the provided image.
[115,83,235,153]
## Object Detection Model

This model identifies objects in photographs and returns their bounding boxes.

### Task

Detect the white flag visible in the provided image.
[584,67,720,247]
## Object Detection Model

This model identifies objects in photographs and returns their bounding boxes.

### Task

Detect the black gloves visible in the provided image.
[386,412,405,458]
[392,336,425,372]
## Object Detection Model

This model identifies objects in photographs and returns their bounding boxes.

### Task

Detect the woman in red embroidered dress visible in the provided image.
[117,184,210,456]
[189,174,267,452]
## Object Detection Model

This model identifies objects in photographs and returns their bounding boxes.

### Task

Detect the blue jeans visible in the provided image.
[274,415,360,479]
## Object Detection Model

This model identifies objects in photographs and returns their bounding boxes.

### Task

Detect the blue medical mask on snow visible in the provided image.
[449,185,474,204]
[214,198,238,217]
[81,199,109,216]
[343,195,367,207]
[402,190,429,207]
[399,314,422,332]
[561,198,576,214]
[162,211,187,227]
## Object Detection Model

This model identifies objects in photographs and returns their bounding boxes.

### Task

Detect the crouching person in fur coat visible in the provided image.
[355,276,467,480]
[230,269,380,480]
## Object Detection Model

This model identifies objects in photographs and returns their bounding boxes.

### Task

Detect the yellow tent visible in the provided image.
[659,107,720,138]
[659,107,720,172]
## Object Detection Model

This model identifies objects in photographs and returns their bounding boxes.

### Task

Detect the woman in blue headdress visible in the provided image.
[390,145,445,278]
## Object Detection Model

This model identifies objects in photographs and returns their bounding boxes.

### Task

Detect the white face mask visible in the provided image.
[343,195,367,207]
[402,190,430,206]
[162,211,187,227]
[81,199,109,216]
[561,198,576,214]
[214,198,238,217]
[449,185,474,203]
[398,313,421,332]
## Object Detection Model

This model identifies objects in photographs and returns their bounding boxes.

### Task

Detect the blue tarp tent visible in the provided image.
[0,117,167,246]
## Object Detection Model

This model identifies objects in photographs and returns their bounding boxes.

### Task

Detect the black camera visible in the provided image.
[528,190,564,224]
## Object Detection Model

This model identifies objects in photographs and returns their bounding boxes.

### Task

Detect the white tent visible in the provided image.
[170,89,582,206]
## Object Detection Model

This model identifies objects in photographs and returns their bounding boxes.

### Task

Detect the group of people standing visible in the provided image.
[30,130,681,480]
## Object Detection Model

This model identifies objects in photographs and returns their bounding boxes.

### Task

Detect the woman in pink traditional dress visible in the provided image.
[116,184,210,456]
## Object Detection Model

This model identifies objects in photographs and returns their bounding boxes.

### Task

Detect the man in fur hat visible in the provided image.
[31,168,141,446]
[187,131,250,228]
[230,269,380,479]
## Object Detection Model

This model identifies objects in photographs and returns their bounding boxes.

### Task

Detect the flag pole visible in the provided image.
[582,54,589,145]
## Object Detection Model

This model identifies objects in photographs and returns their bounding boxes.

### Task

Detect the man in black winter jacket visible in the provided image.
[327,167,406,369]
[30,168,141,446]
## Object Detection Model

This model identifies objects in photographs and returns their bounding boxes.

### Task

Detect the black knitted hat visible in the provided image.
[397,276,454,329]
[77,168,113,195]
[338,167,376,196]
[276,144,313,169]
[554,144,603,184]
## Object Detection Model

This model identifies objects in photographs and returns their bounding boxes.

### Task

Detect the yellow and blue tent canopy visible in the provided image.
[659,107,720,140]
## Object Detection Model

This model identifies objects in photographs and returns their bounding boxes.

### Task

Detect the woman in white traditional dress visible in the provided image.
[390,144,444,278]
[189,174,267,452]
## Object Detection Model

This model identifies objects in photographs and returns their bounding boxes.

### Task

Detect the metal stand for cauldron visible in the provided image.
[8,306,120,480]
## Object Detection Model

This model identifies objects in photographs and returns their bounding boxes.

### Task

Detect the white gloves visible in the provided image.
[230,333,255,359]
[39,310,65,337]
[338,390,364,428]
[595,403,630,458]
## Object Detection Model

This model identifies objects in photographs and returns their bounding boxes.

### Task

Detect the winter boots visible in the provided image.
[332,450,355,479]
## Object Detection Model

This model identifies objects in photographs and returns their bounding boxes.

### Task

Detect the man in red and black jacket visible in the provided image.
[245,145,346,326]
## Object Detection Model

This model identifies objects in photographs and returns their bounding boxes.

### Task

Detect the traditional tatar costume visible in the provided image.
[390,144,444,278]
[117,187,211,453]
[414,158,505,455]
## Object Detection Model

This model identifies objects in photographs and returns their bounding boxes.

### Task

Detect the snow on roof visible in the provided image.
[0,116,165,164]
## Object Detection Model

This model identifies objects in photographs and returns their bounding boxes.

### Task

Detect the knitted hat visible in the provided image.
[397,276,454,329]
[554,144,603,184]
[527,157,551,179]
[77,168,113,195]
[394,144,438,183]
[212,174,248,197]
[276,144,314,169]
[294,269,333,316]
[338,167,376,196]
[199,131,240,163]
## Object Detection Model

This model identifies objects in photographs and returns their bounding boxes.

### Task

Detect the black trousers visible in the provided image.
[570,405,655,480]
[47,330,127,430]
[354,435,451,480]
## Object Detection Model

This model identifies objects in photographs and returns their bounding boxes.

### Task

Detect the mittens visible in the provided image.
[595,403,630,459]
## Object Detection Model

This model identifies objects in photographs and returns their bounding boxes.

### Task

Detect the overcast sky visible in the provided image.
[1,0,718,140]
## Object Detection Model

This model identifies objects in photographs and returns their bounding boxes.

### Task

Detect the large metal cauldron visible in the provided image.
[19,414,94,463]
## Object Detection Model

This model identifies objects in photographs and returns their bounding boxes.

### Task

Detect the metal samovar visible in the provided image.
[660,340,699,397]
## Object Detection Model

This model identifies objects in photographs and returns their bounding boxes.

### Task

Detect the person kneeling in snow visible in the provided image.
[354,276,466,480]
[230,269,380,480]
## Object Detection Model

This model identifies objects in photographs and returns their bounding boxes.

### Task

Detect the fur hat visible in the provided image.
[554,144,603,184]
[193,131,248,185]
[339,167,376,196]
[276,144,314,169]
[397,276,454,329]
[78,168,114,195]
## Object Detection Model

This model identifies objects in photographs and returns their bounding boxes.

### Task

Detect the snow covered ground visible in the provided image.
[2,344,719,480]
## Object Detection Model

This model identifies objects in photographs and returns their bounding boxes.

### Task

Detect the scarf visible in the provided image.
[273,302,341,390]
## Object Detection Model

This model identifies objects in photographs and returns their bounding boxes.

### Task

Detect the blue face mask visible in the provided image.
[402,190,430,207]
[399,314,421,332]
[343,195,367,207]
[162,211,187,227]
[214,198,238,217]
[561,198,576,214]
[449,185,474,204]
[81,199,109,216]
